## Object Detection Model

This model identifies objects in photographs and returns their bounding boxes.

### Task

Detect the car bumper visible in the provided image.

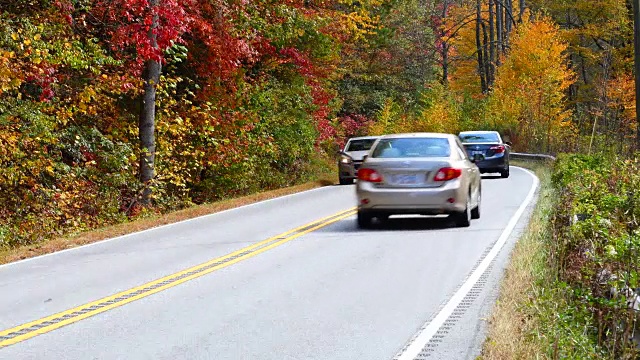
[356,180,468,214]
[475,154,507,172]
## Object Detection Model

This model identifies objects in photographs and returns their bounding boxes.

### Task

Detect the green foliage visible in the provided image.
[544,154,640,358]
[337,0,437,118]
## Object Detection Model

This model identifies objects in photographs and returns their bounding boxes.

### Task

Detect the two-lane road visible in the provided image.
[0,167,538,360]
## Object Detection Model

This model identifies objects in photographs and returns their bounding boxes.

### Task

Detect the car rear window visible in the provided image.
[371,137,451,158]
[459,133,500,143]
[346,139,377,151]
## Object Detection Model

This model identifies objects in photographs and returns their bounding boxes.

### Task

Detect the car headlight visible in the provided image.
[340,156,352,164]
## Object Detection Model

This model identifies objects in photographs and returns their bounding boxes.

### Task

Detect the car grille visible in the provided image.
[353,161,363,170]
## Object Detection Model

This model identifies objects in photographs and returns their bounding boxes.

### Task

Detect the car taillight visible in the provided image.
[490,145,505,153]
[434,167,462,181]
[357,168,383,183]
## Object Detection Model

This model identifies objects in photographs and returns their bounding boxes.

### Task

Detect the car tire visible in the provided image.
[471,192,481,219]
[500,168,510,178]
[339,177,352,185]
[452,201,471,228]
[357,211,373,229]
[376,213,390,225]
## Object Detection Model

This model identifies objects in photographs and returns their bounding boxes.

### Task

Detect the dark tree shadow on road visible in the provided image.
[318,215,457,233]
[481,174,502,180]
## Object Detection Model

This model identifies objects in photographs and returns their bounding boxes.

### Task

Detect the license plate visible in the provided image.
[391,173,419,185]
[471,151,484,156]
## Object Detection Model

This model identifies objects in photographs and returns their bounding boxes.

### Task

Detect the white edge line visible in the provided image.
[0,185,338,269]
[396,166,540,360]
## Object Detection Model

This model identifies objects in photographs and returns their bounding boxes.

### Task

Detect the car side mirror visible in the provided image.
[471,153,485,163]
[362,154,369,161]
[505,141,512,147]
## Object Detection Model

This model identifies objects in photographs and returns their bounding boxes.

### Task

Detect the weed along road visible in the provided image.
[0,167,538,360]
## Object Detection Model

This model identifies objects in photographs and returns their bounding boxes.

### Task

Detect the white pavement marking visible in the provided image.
[395,167,540,360]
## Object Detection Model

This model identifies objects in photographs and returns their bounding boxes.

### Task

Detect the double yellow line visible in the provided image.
[0,207,357,348]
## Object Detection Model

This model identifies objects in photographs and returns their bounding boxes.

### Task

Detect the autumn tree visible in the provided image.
[487,16,575,152]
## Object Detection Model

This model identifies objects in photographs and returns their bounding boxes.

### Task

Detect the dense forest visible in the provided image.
[0,0,636,247]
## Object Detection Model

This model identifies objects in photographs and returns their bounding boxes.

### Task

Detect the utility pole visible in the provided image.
[634,0,640,150]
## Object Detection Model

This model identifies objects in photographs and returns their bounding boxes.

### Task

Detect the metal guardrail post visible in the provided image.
[509,152,557,162]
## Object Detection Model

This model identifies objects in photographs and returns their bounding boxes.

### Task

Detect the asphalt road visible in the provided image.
[0,167,538,360]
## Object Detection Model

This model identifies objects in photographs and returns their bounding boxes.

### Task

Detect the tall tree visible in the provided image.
[139,0,161,205]
[476,0,488,93]
[496,0,503,64]
[488,0,496,86]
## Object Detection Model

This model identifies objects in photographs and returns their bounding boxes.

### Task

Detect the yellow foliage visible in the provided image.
[448,3,484,94]
[338,0,387,41]
[368,83,461,136]
[0,49,23,95]
[488,15,575,152]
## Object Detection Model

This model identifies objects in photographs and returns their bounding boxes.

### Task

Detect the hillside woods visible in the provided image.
[0,0,635,247]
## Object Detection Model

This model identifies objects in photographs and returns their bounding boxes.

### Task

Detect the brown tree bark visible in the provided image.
[496,0,503,63]
[441,0,450,85]
[475,0,487,93]
[505,0,512,46]
[482,22,491,89]
[139,0,161,205]
[488,0,496,87]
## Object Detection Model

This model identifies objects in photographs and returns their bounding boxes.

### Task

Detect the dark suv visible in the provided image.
[458,131,511,178]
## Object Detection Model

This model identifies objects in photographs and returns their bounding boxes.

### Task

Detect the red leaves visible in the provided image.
[92,0,194,69]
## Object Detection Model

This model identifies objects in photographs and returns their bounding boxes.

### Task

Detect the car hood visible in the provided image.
[344,150,370,161]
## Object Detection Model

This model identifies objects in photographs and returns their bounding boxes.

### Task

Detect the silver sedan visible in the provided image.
[355,133,482,228]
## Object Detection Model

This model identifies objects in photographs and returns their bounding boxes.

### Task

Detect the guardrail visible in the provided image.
[510,152,556,162]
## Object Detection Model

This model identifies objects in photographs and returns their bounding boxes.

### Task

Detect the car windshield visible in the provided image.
[371,137,451,158]
[345,139,377,151]
[459,133,500,143]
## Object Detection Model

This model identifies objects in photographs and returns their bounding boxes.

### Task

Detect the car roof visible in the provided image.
[346,136,380,141]
[378,132,457,139]
[458,130,500,135]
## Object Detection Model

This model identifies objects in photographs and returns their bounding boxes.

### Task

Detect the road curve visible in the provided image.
[0,167,538,360]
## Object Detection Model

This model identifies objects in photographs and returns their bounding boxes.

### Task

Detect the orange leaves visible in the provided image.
[488,16,575,151]
[606,73,637,137]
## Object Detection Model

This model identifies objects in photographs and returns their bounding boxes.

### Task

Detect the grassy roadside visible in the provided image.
[480,161,555,358]
[0,171,337,266]
[481,159,607,359]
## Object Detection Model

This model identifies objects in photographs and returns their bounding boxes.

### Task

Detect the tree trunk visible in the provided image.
[442,43,449,85]
[496,0,503,62]
[505,0,513,35]
[633,0,640,150]
[475,0,487,93]
[441,0,450,85]
[139,0,161,205]
[488,0,496,87]
[482,21,491,91]
[505,0,512,47]
[519,0,525,22]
